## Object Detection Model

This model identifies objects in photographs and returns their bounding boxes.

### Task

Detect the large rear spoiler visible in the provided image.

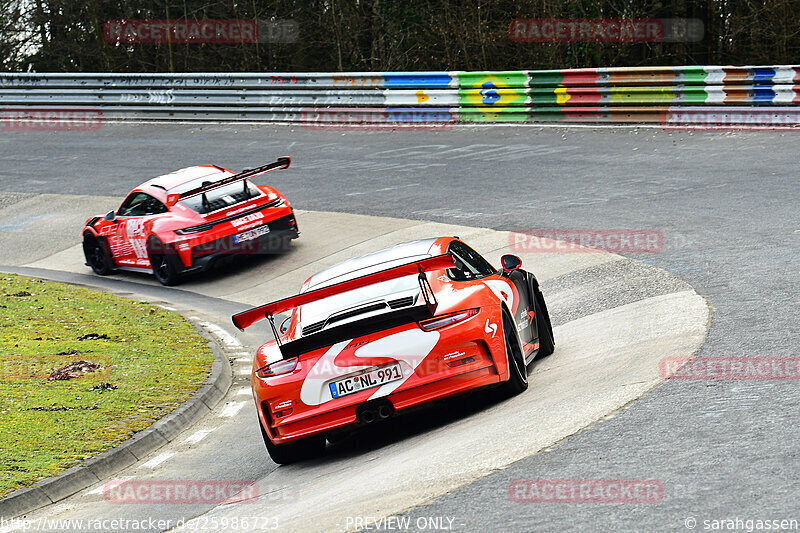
[166,156,291,207]
[231,254,455,336]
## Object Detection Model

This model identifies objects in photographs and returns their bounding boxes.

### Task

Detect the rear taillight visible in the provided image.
[256,357,298,378]
[418,308,479,331]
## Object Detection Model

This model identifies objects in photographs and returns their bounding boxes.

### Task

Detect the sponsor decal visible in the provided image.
[124,219,148,259]
[231,212,264,228]
[442,350,467,361]
[484,320,498,339]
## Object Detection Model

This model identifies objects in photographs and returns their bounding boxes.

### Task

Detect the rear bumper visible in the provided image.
[257,365,501,445]
[181,213,299,273]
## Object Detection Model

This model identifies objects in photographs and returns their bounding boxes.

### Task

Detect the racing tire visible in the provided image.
[500,310,528,396]
[534,289,555,359]
[260,423,325,465]
[148,239,181,286]
[83,234,112,276]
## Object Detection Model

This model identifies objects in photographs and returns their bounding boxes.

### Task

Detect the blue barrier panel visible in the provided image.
[752,86,777,103]
[752,67,777,84]
[383,72,452,88]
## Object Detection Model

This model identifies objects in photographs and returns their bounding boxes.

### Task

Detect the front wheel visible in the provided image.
[83,234,112,276]
[260,423,325,465]
[500,311,528,396]
[148,239,181,286]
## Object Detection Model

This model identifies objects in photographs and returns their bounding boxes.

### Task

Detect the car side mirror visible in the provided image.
[104,210,117,222]
[501,254,522,274]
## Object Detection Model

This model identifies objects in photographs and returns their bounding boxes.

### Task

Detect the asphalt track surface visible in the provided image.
[0,124,797,532]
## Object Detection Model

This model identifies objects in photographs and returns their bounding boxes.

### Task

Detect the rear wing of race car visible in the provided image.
[166,156,291,207]
[232,254,455,359]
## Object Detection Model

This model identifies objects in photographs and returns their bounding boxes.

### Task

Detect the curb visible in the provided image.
[0,317,233,519]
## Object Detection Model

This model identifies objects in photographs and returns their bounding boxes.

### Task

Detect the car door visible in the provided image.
[446,241,536,349]
[105,192,167,267]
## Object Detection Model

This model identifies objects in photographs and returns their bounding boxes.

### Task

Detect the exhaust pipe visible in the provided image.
[360,409,377,424]
[377,404,394,420]
[356,400,395,424]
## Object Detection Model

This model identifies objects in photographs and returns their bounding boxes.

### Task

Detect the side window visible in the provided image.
[117,193,167,217]
[447,241,496,281]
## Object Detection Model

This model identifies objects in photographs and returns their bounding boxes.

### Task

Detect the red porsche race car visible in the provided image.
[82,157,298,285]
[232,236,555,464]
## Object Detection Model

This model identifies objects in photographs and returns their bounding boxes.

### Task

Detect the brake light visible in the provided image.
[418,308,479,331]
[256,357,298,378]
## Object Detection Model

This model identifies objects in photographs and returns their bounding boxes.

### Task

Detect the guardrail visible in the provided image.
[1,66,799,127]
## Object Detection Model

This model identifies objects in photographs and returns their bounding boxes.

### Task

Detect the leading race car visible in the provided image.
[82,157,298,285]
[232,236,555,464]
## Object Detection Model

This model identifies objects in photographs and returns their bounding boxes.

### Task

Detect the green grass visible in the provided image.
[0,274,213,497]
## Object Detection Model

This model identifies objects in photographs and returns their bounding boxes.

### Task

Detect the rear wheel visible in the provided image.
[534,289,555,358]
[148,238,181,286]
[500,310,528,396]
[83,234,112,276]
[260,423,325,465]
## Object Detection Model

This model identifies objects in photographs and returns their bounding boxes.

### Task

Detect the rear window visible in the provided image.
[174,177,262,214]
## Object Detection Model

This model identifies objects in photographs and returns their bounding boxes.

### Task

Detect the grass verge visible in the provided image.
[0,274,214,497]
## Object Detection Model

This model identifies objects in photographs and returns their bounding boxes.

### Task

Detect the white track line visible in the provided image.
[184,429,214,444]
[140,452,175,469]
[200,321,242,349]
[85,477,133,496]
[219,401,247,418]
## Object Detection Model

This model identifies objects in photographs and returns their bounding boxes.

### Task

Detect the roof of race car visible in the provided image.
[140,165,230,191]
[303,238,441,292]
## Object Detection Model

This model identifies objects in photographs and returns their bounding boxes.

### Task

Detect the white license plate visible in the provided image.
[233,224,270,243]
[329,363,403,399]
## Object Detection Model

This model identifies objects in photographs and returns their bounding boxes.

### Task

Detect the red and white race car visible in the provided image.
[233,237,555,464]
[82,157,298,285]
